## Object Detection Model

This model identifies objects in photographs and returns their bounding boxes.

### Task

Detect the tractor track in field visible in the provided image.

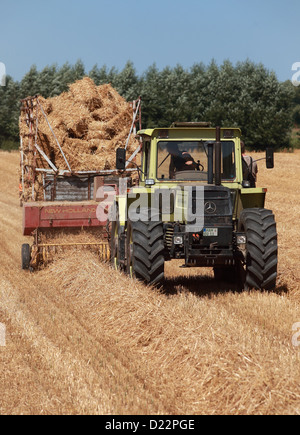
[1,151,300,415]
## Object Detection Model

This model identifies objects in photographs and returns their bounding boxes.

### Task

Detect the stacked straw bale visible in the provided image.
[20,78,140,201]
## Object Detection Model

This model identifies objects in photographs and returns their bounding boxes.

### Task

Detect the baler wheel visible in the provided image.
[21,244,31,270]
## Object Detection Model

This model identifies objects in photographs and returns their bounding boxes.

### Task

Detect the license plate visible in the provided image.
[203,228,218,237]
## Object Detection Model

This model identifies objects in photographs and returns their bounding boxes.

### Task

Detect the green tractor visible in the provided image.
[110,123,277,290]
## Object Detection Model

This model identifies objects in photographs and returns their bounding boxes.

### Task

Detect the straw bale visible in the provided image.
[38,96,53,115]
[62,137,116,171]
[87,121,110,141]
[97,83,128,108]
[91,105,117,122]
[19,77,140,201]
[68,77,103,112]
[87,139,113,154]
[107,108,133,133]
[48,93,92,139]
[62,138,92,168]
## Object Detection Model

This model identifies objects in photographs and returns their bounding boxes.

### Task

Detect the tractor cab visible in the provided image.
[138,124,239,186]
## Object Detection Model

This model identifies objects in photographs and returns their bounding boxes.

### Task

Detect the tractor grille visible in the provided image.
[191,186,233,222]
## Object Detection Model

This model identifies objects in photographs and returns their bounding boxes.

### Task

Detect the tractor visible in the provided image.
[110,123,278,290]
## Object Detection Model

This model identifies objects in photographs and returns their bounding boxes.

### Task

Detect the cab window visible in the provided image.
[157,140,236,181]
[142,141,151,179]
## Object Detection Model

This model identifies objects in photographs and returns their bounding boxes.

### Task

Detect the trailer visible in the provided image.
[20,94,141,270]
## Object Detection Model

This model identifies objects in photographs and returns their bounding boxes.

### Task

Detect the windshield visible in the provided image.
[157,141,236,181]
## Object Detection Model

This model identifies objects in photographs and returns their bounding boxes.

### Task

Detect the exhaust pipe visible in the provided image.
[215,126,222,186]
[207,142,214,184]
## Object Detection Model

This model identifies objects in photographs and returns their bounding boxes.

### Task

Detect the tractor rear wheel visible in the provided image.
[238,208,278,290]
[126,210,165,285]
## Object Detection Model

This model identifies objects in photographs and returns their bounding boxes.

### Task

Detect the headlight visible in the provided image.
[237,235,247,245]
[174,236,183,245]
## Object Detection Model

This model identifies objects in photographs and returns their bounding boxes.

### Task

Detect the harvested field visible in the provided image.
[1,150,300,415]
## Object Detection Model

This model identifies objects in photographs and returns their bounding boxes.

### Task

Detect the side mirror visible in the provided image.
[116,148,126,170]
[266,148,274,169]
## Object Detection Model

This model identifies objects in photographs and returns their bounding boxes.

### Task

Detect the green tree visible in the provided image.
[0,59,296,151]
[113,61,140,101]
[37,64,58,98]
[188,62,210,121]
[289,80,300,126]
[193,60,293,149]
[140,63,168,128]
[72,59,86,81]
[19,65,40,99]
[51,62,75,96]
[0,76,20,145]
[233,61,293,149]
[89,64,106,85]
[162,64,191,123]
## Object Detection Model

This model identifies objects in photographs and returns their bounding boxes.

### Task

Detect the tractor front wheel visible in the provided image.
[238,208,278,291]
[126,211,165,286]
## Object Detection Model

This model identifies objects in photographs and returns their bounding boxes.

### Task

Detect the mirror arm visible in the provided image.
[252,157,267,163]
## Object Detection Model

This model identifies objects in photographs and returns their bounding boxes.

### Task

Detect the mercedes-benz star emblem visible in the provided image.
[204,201,217,214]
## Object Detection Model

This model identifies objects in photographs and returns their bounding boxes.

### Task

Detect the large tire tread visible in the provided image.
[129,213,165,285]
[239,208,278,290]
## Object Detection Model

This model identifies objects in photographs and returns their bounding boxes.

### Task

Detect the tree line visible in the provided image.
[0,59,299,151]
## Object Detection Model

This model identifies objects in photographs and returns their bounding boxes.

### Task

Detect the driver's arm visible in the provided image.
[169,156,175,179]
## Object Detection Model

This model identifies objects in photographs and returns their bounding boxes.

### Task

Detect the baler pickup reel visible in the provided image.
[26,230,110,270]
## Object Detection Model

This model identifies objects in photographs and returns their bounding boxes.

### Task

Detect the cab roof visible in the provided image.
[137,127,242,140]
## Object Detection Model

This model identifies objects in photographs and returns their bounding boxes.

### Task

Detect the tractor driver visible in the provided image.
[241,141,258,187]
[166,143,197,179]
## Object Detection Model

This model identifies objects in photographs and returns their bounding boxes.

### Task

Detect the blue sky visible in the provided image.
[0,0,299,82]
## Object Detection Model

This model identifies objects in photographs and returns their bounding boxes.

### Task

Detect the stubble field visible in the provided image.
[0,150,300,415]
